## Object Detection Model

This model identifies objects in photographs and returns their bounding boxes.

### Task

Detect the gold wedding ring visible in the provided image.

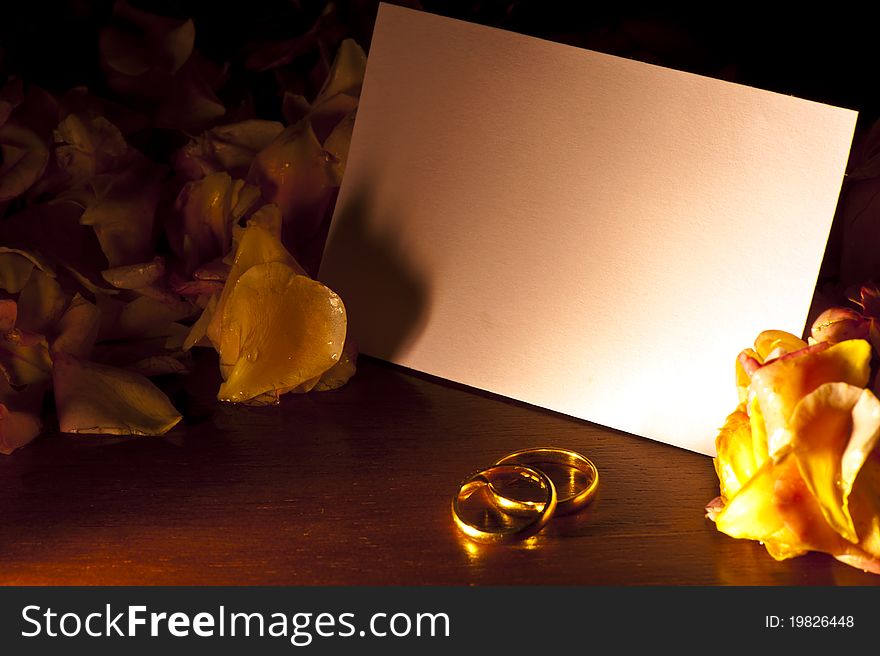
[493,447,599,516]
[452,464,558,543]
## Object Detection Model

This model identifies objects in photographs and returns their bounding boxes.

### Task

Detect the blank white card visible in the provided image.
[319,4,857,455]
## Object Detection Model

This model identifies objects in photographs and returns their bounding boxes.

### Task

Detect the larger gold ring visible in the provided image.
[452,464,557,543]
[493,447,598,516]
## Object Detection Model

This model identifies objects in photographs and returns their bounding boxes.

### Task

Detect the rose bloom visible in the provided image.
[708,328,880,573]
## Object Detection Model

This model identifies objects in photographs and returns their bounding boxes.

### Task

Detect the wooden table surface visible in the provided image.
[2,354,879,586]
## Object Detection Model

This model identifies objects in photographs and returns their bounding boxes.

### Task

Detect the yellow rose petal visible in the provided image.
[183,293,217,351]
[735,347,760,404]
[789,383,880,543]
[715,458,804,555]
[0,252,35,294]
[0,402,41,455]
[207,222,307,377]
[715,447,880,569]
[847,455,880,563]
[217,261,346,404]
[52,294,100,359]
[311,336,358,393]
[750,339,871,459]
[713,404,756,501]
[717,456,837,561]
[53,352,181,436]
[16,269,67,335]
[747,391,770,468]
[754,330,807,361]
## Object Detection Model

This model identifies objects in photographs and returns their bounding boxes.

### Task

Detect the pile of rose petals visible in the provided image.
[0,1,361,454]
[708,288,880,573]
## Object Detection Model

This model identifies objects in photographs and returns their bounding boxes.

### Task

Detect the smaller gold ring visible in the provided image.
[493,447,598,516]
[452,464,557,543]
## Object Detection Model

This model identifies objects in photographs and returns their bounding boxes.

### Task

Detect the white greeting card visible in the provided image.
[319,4,857,455]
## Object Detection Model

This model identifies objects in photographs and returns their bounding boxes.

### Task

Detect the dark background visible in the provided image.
[3,1,879,124]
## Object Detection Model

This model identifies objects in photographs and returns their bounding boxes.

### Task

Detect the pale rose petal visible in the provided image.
[323,109,356,184]
[246,203,283,238]
[170,172,261,275]
[193,260,230,282]
[0,204,108,296]
[0,122,49,201]
[15,269,67,336]
[173,119,284,180]
[59,86,150,138]
[299,93,359,143]
[0,402,41,455]
[183,294,217,351]
[834,553,880,575]
[51,294,100,359]
[705,496,725,522]
[101,256,165,290]
[247,119,337,268]
[248,120,334,220]
[0,246,56,275]
[126,354,191,377]
[0,300,17,334]
[172,279,224,300]
[316,39,366,101]
[54,113,129,183]
[79,155,164,267]
[53,352,181,436]
[97,294,195,342]
[0,330,52,388]
[0,252,35,294]
[281,38,365,140]
[810,307,870,345]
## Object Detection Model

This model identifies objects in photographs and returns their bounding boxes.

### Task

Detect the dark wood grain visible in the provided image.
[1,354,878,586]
